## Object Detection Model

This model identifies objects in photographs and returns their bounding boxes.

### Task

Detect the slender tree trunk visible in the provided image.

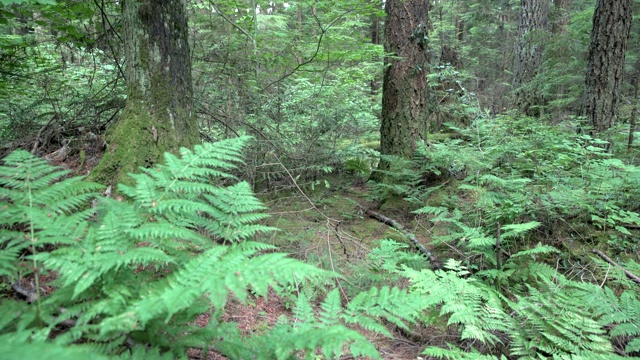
[377,0,430,172]
[551,0,572,34]
[512,0,549,116]
[89,0,198,187]
[369,1,382,96]
[583,0,632,134]
[629,76,638,150]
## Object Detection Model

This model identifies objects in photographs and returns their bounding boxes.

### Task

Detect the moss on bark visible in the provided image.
[89,0,198,188]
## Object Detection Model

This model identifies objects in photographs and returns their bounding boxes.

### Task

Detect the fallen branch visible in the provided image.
[363,208,441,269]
[592,249,640,286]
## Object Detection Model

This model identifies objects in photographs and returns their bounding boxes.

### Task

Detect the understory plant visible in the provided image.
[371,241,640,359]
[0,137,421,359]
[368,114,640,358]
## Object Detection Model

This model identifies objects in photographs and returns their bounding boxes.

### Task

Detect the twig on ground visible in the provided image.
[592,249,640,286]
[361,207,441,270]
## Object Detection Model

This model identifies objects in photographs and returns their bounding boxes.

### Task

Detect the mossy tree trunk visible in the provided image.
[375,0,430,178]
[89,0,198,187]
[583,0,632,134]
[512,0,549,117]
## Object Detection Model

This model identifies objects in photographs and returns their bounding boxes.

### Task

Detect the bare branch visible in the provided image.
[592,249,640,286]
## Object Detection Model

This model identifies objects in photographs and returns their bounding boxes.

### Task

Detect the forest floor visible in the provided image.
[184,175,442,359]
[10,150,442,359]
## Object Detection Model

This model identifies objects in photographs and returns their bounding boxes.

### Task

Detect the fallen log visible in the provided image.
[592,249,640,286]
[363,208,441,270]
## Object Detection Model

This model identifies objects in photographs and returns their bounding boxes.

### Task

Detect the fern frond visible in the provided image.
[319,289,342,325]
[510,243,560,258]
[501,221,541,239]
[0,332,110,360]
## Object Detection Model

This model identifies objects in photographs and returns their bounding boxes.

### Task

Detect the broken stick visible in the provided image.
[363,208,441,269]
[592,249,640,286]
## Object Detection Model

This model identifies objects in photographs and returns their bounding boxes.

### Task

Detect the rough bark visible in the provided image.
[377,0,430,171]
[89,0,198,187]
[512,0,549,116]
[583,0,632,134]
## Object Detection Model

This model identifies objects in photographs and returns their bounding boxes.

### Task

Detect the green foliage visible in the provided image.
[367,113,640,358]
[191,0,383,188]
[0,149,103,279]
[370,240,640,359]
[0,137,425,359]
[0,0,123,152]
[229,286,422,360]
[379,115,640,266]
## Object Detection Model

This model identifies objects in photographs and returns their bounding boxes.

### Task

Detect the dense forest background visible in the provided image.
[1,0,640,359]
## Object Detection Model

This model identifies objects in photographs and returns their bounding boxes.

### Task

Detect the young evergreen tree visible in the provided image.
[512,0,549,116]
[89,0,199,186]
[583,0,632,133]
[376,0,430,176]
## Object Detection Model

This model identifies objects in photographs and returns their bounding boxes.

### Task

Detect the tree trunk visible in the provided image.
[369,3,382,96]
[512,0,549,116]
[377,0,430,172]
[551,0,572,35]
[583,0,632,134]
[89,0,198,187]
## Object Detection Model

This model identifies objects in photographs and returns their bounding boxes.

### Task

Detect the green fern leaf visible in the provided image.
[319,289,342,325]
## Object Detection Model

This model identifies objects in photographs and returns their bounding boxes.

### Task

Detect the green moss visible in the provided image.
[78,150,86,170]
[88,99,175,187]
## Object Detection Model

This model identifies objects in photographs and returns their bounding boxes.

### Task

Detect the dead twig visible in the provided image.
[362,207,441,270]
[592,249,640,286]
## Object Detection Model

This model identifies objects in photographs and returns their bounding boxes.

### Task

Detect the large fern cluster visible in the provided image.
[371,239,640,359]
[366,115,640,357]
[0,137,419,359]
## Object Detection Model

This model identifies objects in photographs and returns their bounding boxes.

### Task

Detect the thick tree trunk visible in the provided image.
[583,0,632,134]
[512,0,549,116]
[89,0,198,186]
[377,0,430,170]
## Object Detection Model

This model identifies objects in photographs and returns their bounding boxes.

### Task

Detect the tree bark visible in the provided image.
[512,0,549,116]
[376,0,430,175]
[369,2,382,96]
[89,0,198,187]
[583,0,632,134]
[550,0,572,35]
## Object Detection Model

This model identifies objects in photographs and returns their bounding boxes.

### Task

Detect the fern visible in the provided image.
[403,259,512,347]
[1,139,428,359]
[604,290,640,354]
[228,286,422,359]
[508,278,614,358]
[367,236,637,359]
[0,149,103,311]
